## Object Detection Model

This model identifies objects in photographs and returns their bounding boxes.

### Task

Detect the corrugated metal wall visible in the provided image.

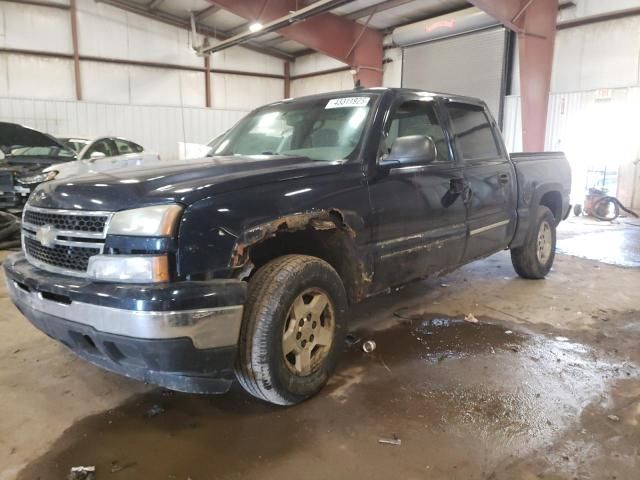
[0,97,247,160]
[0,0,285,109]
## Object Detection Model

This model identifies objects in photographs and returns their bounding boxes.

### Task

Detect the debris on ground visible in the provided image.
[111,461,136,473]
[607,414,620,422]
[440,283,450,288]
[345,333,361,346]
[378,435,402,446]
[464,313,479,324]
[67,466,96,480]
[505,330,513,335]
[362,340,376,353]
[144,404,165,418]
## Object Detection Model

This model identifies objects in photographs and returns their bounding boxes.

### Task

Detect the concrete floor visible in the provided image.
[1,216,639,480]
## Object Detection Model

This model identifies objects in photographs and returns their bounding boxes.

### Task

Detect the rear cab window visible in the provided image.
[446,102,501,161]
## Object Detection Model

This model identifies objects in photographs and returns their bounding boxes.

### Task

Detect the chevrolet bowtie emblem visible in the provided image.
[35,225,56,248]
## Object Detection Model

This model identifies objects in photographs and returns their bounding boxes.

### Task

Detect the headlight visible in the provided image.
[87,255,170,283]
[108,204,183,236]
[17,170,58,184]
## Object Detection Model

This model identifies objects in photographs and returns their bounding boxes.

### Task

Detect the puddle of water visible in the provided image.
[17,314,638,480]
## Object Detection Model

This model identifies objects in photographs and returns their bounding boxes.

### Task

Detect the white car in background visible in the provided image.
[44,136,159,180]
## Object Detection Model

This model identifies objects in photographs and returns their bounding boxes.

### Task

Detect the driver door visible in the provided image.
[368,95,468,291]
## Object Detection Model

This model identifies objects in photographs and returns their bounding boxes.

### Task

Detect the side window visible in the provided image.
[384,100,450,162]
[128,141,144,153]
[113,139,143,154]
[84,139,115,159]
[446,103,500,161]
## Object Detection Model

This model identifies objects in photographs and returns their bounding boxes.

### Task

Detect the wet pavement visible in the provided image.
[557,216,640,267]
[17,311,640,480]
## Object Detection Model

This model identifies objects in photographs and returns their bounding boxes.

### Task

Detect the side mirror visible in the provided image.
[379,135,436,170]
[88,151,107,161]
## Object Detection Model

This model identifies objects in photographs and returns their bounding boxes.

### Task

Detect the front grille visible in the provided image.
[22,206,113,276]
[23,236,100,272]
[23,210,109,233]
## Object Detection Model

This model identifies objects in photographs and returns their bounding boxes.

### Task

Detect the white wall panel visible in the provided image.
[291,53,346,76]
[211,46,284,76]
[76,2,129,59]
[0,0,284,109]
[211,74,283,110]
[81,61,130,104]
[179,71,206,108]
[511,15,640,95]
[0,97,247,160]
[0,4,71,53]
[0,55,8,97]
[291,71,354,98]
[126,16,202,68]
[1,54,75,100]
[558,0,640,21]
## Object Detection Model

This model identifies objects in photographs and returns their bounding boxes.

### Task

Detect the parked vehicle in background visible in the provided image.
[0,122,77,212]
[44,136,159,180]
[4,88,571,405]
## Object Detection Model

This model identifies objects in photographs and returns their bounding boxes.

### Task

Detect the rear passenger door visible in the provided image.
[444,101,517,261]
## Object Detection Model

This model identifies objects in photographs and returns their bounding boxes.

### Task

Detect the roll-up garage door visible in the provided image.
[402,27,508,124]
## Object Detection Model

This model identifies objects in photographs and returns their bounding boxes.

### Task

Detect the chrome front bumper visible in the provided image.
[5,278,243,349]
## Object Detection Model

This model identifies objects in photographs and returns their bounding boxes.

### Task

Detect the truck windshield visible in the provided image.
[211,95,374,162]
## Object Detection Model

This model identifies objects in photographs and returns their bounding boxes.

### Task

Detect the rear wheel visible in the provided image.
[236,255,347,405]
[511,206,556,279]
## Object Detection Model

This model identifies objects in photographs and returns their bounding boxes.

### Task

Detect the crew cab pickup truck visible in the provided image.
[4,88,571,405]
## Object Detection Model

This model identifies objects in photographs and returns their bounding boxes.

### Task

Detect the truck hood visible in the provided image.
[28,155,344,211]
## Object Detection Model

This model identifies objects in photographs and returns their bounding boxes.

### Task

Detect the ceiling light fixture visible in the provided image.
[249,22,263,32]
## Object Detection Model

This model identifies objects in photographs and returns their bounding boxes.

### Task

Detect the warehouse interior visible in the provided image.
[0,0,639,478]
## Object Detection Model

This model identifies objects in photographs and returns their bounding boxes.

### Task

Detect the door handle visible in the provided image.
[498,173,509,184]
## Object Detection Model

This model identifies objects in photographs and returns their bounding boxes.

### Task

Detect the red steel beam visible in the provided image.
[204,55,212,108]
[284,61,291,98]
[470,0,558,151]
[209,0,384,87]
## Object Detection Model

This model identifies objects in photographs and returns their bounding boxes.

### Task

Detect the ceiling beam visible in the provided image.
[95,0,294,60]
[344,0,413,20]
[194,4,220,21]
[147,0,164,11]
[207,0,383,86]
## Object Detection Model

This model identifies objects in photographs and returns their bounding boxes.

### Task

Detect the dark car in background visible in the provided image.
[0,122,77,212]
[0,124,151,212]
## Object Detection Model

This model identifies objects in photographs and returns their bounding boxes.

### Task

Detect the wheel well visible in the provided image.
[233,213,370,304]
[540,191,562,224]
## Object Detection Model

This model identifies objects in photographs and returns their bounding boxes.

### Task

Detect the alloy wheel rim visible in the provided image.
[282,288,335,376]
[537,221,552,264]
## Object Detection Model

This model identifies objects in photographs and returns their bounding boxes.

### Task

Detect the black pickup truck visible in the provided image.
[4,88,571,405]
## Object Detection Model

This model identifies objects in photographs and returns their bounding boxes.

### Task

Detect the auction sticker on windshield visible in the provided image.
[325,97,370,109]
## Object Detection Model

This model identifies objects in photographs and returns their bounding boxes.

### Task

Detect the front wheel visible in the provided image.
[510,206,557,279]
[236,255,348,405]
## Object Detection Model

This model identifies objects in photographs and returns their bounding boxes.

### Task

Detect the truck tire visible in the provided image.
[510,206,556,279]
[236,255,348,405]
